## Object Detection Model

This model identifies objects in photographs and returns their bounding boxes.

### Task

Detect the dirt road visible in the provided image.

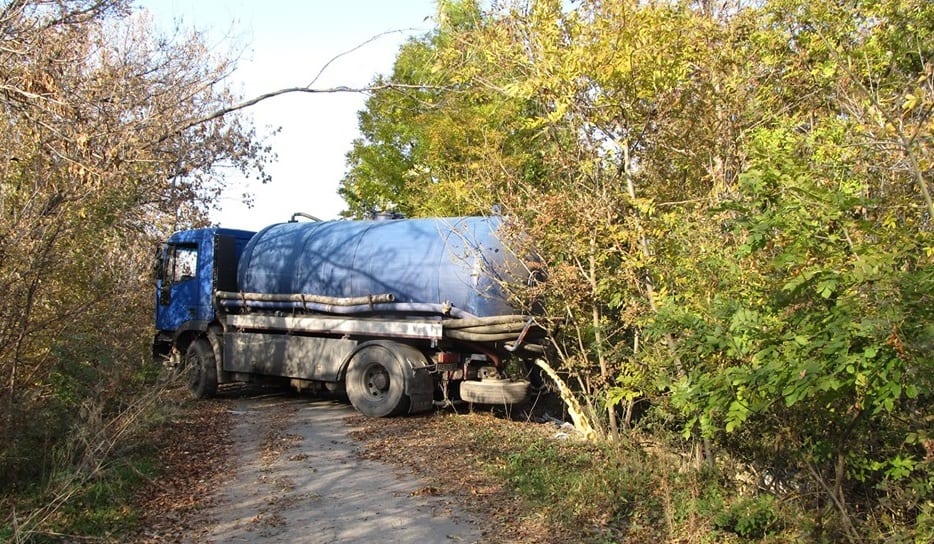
[184,393,482,543]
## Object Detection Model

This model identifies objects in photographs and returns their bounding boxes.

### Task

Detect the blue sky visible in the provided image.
[138,0,438,230]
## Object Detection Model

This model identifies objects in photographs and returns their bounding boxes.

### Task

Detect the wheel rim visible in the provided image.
[362,363,390,398]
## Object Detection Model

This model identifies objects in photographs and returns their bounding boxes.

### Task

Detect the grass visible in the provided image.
[51,456,157,540]
[423,411,800,543]
[1,443,162,543]
[497,438,657,533]
[0,372,193,544]
[499,439,668,539]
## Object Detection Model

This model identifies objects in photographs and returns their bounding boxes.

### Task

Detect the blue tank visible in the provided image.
[236,217,520,318]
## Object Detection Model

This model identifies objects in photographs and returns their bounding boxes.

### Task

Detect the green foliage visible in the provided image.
[713,495,782,539]
[348,0,932,539]
[451,414,751,541]
[667,123,931,536]
[499,438,656,527]
[659,1,934,533]
[1,436,160,543]
[49,456,156,539]
[340,0,540,218]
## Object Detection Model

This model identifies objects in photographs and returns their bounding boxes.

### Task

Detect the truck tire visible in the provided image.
[185,338,218,399]
[460,379,530,405]
[345,345,409,417]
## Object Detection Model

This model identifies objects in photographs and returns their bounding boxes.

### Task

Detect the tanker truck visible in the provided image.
[152,214,546,417]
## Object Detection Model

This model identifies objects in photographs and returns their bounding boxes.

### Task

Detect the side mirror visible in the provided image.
[153,246,166,281]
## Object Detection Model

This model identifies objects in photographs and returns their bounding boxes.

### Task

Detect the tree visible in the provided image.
[0,0,272,489]
[345,0,743,437]
[339,0,545,218]
[665,1,933,539]
[346,0,932,539]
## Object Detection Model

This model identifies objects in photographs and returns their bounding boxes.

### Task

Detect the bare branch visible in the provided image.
[159,82,451,145]
[149,26,446,145]
[306,28,417,88]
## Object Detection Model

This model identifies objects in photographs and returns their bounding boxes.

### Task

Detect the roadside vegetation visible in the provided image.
[353,408,796,542]
[342,1,932,541]
[0,1,269,541]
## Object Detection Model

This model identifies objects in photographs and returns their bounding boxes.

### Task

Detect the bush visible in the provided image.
[714,495,782,539]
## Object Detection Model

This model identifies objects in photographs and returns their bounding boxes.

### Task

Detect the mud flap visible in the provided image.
[401,351,434,415]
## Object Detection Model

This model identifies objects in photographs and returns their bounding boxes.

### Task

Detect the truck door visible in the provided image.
[155,242,202,332]
[214,234,240,293]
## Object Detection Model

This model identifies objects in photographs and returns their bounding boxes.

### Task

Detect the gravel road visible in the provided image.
[184,394,482,543]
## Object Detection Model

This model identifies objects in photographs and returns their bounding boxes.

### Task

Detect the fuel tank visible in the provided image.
[236,217,521,318]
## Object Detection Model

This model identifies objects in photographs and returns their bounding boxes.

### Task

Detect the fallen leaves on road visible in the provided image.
[128,394,233,544]
[347,408,572,544]
[129,389,577,543]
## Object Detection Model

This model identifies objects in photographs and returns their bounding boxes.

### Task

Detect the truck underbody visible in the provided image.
[153,291,546,417]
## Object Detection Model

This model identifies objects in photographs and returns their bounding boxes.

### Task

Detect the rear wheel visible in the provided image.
[345,345,409,417]
[185,339,218,399]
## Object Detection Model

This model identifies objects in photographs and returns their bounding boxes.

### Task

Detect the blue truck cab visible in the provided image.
[153,228,255,362]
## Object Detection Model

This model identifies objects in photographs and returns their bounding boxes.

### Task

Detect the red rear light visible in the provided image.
[435,352,460,364]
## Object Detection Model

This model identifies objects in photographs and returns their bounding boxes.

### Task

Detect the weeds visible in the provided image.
[713,495,782,539]
[1,365,184,543]
[433,412,811,543]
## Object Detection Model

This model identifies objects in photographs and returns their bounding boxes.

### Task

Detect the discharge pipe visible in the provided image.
[289,212,322,222]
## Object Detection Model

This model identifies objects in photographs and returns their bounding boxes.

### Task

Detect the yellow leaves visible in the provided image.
[502,81,531,99]
[75,133,90,152]
[901,92,921,111]
[545,101,568,124]
[630,197,656,216]
[881,212,901,231]
[22,69,58,96]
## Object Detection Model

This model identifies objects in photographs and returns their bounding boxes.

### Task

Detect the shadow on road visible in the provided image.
[186,386,482,544]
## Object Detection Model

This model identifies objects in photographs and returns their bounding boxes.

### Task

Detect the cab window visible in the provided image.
[167,245,198,283]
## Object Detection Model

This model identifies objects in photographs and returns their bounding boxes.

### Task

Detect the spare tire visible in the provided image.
[460,379,530,405]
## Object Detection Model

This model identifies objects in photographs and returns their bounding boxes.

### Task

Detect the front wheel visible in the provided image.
[185,339,218,399]
[345,345,409,417]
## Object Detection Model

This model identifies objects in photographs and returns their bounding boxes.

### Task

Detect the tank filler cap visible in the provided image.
[367,209,405,221]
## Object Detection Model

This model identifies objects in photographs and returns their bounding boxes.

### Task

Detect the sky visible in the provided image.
[137,0,439,230]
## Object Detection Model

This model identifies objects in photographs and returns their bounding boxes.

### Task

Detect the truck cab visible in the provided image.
[153,228,255,362]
